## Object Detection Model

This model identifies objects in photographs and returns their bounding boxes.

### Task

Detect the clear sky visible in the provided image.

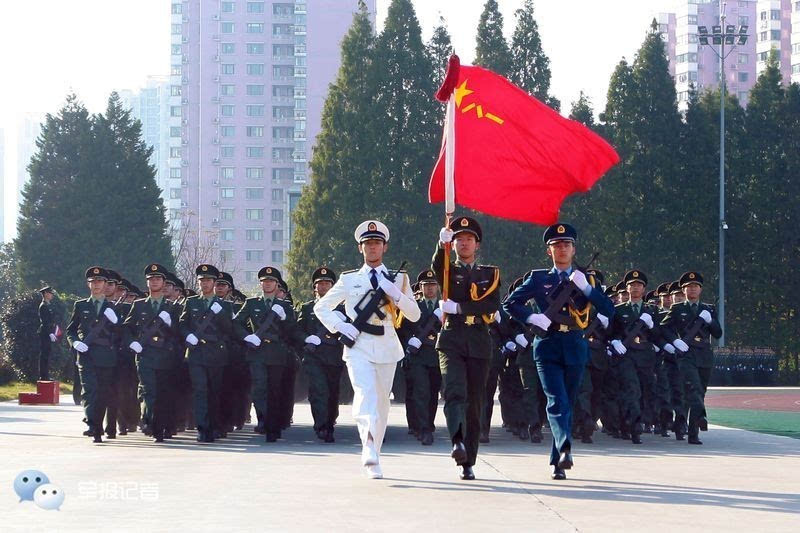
[1,0,673,237]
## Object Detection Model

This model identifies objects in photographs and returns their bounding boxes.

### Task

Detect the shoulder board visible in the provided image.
[614,302,629,309]
[134,297,148,304]
[524,269,548,279]
[477,264,499,270]
[77,298,91,304]
[341,269,358,275]
[186,295,201,301]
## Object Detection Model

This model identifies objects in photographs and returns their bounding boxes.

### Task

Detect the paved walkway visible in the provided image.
[2,399,799,532]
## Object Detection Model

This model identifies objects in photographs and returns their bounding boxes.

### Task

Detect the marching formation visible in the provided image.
[47,219,722,481]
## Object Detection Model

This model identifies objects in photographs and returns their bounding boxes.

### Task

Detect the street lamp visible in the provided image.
[696,3,747,347]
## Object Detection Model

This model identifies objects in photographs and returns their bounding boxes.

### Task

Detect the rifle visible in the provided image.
[303,322,339,355]
[247,304,281,350]
[681,304,716,347]
[405,309,441,356]
[189,299,223,345]
[621,316,649,349]
[339,261,407,348]
[583,315,607,350]
[81,304,116,347]
[526,253,600,339]
[136,308,171,349]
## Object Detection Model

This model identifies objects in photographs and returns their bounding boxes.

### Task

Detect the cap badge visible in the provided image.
[557,225,565,234]
[368,222,377,231]
[320,268,327,275]
[689,273,695,279]
[633,271,639,278]
[202,266,208,272]
[460,218,469,227]
[151,265,157,271]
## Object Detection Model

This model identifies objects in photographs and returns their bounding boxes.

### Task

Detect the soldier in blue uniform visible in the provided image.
[504,223,614,480]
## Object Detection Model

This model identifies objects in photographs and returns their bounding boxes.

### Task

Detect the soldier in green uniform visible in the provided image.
[67,267,121,443]
[652,282,677,437]
[433,216,501,480]
[98,269,125,439]
[178,264,233,443]
[276,279,300,432]
[233,266,301,442]
[37,286,57,381]
[114,278,140,435]
[399,269,443,446]
[608,270,662,444]
[666,280,688,438]
[215,271,238,436]
[124,264,181,442]
[297,267,346,443]
[661,271,722,445]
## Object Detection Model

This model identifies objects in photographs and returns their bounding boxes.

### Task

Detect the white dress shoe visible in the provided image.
[361,441,379,466]
[365,464,383,479]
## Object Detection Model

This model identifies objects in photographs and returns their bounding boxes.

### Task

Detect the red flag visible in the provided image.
[429,56,619,225]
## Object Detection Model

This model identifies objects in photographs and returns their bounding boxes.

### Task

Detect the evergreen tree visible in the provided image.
[568,91,595,128]
[509,0,559,110]
[286,2,379,295]
[474,0,512,77]
[428,16,454,94]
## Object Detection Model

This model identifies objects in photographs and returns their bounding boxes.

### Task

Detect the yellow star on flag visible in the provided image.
[454,80,473,108]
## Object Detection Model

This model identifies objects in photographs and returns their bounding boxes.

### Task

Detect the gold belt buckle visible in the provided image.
[465,316,476,325]
[634,336,641,344]
[428,334,436,340]
[559,324,569,332]
[694,336,702,342]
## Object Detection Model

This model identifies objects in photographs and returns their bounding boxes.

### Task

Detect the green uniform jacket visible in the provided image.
[660,301,722,369]
[233,297,302,365]
[178,295,233,367]
[296,299,344,366]
[66,298,119,368]
[38,301,54,337]
[610,301,663,368]
[398,299,441,367]
[432,244,501,359]
[123,297,182,370]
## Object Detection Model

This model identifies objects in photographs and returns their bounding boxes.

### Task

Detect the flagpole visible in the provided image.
[443,94,456,309]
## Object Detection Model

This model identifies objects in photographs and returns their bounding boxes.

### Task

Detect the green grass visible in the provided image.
[708,408,800,439]
[0,381,73,402]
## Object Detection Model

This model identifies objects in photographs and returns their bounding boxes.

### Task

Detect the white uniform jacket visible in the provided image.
[314,264,420,364]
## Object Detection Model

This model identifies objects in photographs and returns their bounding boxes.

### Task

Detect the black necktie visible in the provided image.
[370,269,378,290]
[427,300,434,313]
[559,271,568,283]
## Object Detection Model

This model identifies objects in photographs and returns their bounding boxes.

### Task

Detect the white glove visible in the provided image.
[699,310,712,324]
[244,334,261,346]
[335,322,359,341]
[439,227,454,244]
[408,337,422,349]
[103,307,118,324]
[185,333,199,346]
[514,333,529,348]
[597,313,609,329]
[271,304,287,321]
[378,275,402,301]
[210,302,222,314]
[439,299,460,314]
[49,333,57,342]
[526,313,551,330]
[433,308,443,322]
[158,310,172,326]
[570,270,589,291]
[611,339,627,355]
[653,345,660,353]
[73,340,89,353]
[129,341,143,354]
[494,311,501,323]
[663,343,676,354]
[606,348,613,357]
[333,310,348,322]
[639,312,654,329]
[504,341,517,352]
[673,339,690,352]
[305,335,321,346]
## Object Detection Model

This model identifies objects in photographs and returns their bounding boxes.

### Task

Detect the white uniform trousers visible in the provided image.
[346,356,397,454]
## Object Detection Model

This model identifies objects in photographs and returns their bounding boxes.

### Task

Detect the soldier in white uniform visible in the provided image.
[315,220,420,479]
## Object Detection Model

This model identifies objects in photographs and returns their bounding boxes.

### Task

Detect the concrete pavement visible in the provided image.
[2,399,798,532]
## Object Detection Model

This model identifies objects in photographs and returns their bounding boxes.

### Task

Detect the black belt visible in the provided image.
[548,323,582,334]
[445,315,485,328]
[359,324,384,336]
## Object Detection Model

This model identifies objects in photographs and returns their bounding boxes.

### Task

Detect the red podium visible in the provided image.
[18,381,60,405]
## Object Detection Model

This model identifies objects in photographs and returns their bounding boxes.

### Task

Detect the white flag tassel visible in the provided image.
[444,94,456,215]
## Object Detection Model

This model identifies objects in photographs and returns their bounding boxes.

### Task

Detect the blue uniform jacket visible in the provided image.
[503,268,615,366]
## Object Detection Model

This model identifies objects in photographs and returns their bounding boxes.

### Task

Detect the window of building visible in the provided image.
[246,167,264,179]
[171,65,182,76]
[221,104,235,116]
[246,187,264,199]
[221,43,235,54]
[245,271,257,282]
[796,1,800,12]
[247,126,264,137]
[770,30,781,41]
[272,229,283,242]
[760,11,767,21]
[246,146,264,158]
[247,23,264,33]
[171,3,182,14]
[758,51,769,62]
[271,251,283,263]
[273,24,292,35]
[220,146,235,158]
[272,148,292,161]
[170,106,182,117]
[688,14,697,25]
[221,22,234,34]
[271,188,283,202]
[271,209,283,222]
[220,126,235,137]
[274,3,293,16]
[170,127,182,137]
[770,9,781,20]
[247,84,265,96]
[222,64,235,75]
[220,250,235,262]
[246,209,264,220]
[738,53,749,64]
[171,24,182,35]
[793,64,800,74]
[247,43,265,55]
[170,188,182,199]
[272,65,294,77]
[171,44,182,55]
[247,2,265,14]
[738,16,749,27]
[221,188,235,199]
[247,63,265,76]
[220,208,235,220]
[738,72,749,83]
[221,2,235,13]
[220,167,235,179]
[170,147,182,158]
[272,106,293,118]
[171,86,182,97]
[272,85,293,97]
[170,168,182,178]
[247,105,265,116]
[246,229,264,241]
[221,84,235,96]
[220,229,234,241]
[246,249,264,261]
